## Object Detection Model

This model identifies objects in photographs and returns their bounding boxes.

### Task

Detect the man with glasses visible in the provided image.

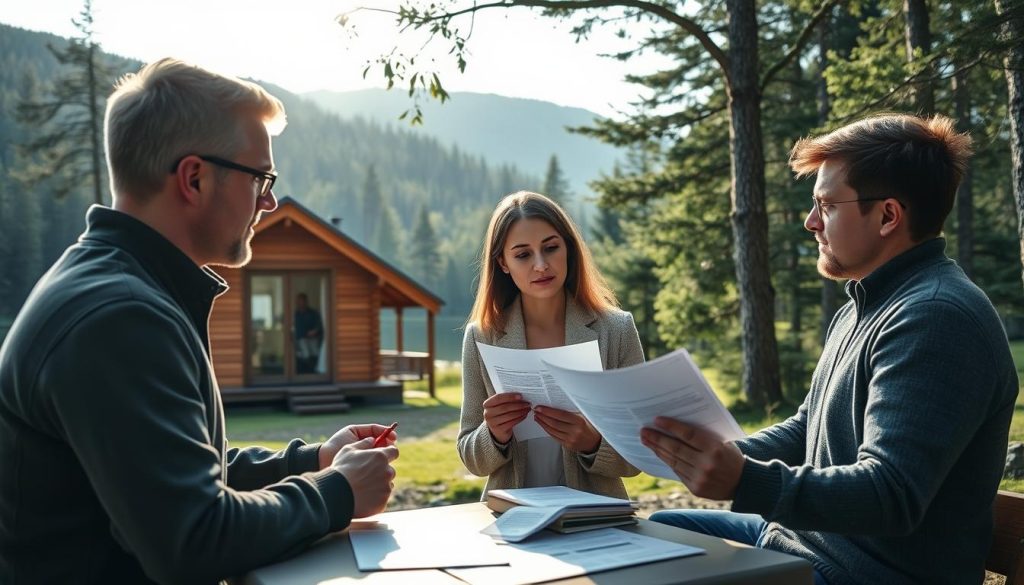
[0,58,399,584]
[643,114,1017,585]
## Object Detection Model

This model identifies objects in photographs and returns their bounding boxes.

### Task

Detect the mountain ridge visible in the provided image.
[304,87,622,200]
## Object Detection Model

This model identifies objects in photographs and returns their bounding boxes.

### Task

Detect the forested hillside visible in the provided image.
[0,23,540,320]
[304,88,620,199]
[5,0,1024,405]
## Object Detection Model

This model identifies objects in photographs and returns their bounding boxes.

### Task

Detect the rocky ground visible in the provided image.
[387,483,729,517]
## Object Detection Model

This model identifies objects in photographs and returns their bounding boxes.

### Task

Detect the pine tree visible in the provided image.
[361,163,382,245]
[0,166,43,317]
[542,154,571,207]
[374,199,404,268]
[409,205,442,290]
[15,0,112,205]
[0,179,13,316]
[591,201,664,358]
[996,0,1024,290]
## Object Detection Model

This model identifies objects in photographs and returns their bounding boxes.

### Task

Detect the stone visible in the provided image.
[1005,442,1024,479]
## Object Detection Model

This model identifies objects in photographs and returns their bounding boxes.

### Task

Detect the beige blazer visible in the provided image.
[458,296,645,499]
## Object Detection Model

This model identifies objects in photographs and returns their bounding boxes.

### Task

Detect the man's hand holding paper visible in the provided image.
[640,417,745,499]
[540,348,745,481]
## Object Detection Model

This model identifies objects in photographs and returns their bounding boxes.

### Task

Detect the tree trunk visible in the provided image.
[726,0,782,407]
[952,67,974,280]
[903,0,935,115]
[87,42,103,205]
[817,17,839,342]
[788,211,802,350]
[996,0,1024,290]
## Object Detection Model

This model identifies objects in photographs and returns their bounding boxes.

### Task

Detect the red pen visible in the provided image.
[372,422,398,448]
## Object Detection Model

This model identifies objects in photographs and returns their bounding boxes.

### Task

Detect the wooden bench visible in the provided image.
[380,350,431,381]
[988,490,1024,584]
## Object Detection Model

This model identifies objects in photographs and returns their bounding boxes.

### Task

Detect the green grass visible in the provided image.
[227,343,1024,499]
[1010,341,1024,448]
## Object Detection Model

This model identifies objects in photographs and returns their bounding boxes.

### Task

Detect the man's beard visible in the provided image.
[201,218,254,268]
[817,249,848,281]
[225,234,251,267]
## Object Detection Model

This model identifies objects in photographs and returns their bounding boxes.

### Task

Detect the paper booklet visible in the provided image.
[541,348,746,481]
[482,486,636,543]
[475,340,603,441]
[486,485,634,513]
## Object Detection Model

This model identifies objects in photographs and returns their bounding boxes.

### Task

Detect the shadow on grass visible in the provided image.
[728,401,799,434]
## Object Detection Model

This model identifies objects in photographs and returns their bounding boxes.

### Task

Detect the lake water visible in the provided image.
[379,310,467,363]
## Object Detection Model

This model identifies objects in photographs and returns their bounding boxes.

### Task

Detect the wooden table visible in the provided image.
[234,503,812,585]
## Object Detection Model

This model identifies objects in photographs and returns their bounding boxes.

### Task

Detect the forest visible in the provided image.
[2,0,1024,410]
[0,22,548,325]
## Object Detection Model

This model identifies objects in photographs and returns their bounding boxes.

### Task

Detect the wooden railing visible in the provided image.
[379,350,431,381]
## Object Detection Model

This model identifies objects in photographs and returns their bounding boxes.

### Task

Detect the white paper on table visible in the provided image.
[349,522,510,570]
[447,528,705,585]
[488,485,631,508]
[541,348,745,480]
[476,340,602,441]
[480,505,566,542]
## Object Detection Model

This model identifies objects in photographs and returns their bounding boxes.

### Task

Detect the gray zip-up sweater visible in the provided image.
[732,238,1018,585]
[0,207,354,584]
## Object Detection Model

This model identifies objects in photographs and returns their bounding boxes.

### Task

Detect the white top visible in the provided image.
[523,436,564,487]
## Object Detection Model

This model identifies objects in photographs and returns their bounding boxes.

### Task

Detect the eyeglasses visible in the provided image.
[811,196,905,219]
[170,155,277,197]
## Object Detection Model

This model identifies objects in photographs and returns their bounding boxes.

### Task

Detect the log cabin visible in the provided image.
[209,197,443,413]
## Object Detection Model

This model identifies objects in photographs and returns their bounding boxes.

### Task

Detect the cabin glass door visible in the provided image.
[248,272,331,385]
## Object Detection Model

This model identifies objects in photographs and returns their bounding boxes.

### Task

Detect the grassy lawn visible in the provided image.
[227,340,1024,500]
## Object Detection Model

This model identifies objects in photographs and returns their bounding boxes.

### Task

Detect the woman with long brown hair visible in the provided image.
[458,191,644,498]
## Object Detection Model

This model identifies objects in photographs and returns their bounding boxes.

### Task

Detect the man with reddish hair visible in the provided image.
[643,114,1018,585]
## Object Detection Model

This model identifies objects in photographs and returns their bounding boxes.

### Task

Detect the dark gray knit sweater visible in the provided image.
[732,238,1018,585]
[0,207,354,584]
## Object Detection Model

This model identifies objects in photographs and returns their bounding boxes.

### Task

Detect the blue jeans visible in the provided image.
[649,509,829,585]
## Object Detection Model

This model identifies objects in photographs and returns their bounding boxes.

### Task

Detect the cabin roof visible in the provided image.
[256,197,444,313]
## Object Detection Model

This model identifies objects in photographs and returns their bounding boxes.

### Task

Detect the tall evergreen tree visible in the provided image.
[542,154,571,207]
[996,0,1024,290]
[374,199,404,268]
[15,0,111,205]
[0,169,43,317]
[903,0,935,114]
[591,200,665,358]
[0,179,12,316]
[441,252,469,313]
[951,52,974,279]
[368,0,843,406]
[409,205,443,290]
[361,163,382,245]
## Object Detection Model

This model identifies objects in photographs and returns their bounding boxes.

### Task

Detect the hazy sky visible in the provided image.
[0,1,671,118]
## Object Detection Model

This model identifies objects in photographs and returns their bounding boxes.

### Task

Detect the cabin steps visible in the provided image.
[287,391,351,415]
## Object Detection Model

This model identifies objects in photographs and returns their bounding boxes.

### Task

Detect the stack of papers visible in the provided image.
[482,486,636,542]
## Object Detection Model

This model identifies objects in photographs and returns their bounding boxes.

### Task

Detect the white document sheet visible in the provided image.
[349,521,510,570]
[541,348,745,480]
[476,340,603,441]
[447,528,705,585]
[481,505,566,542]
[488,485,631,508]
